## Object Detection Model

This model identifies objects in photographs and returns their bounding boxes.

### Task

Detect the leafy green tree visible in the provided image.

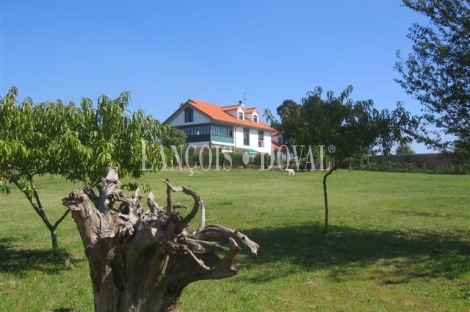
[0,86,167,252]
[395,0,470,154]
[264,99,300,145]
[0,177,9,194]
[161,127,187,148]
[266,86,419,233]
[395,144,416,155]
[159,127,189,167]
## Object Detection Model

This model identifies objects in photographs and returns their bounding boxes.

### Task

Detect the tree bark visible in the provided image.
[322,170,331,234]
[62,167,258,312]
[322,158,343,234]
[12,178,70,252]
[51,231,58,251]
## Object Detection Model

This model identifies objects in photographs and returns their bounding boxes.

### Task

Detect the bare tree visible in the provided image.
[62,167,258,312]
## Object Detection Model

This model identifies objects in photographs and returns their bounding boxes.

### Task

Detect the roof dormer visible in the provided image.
[238,109,244,120]
[244,108,259,123]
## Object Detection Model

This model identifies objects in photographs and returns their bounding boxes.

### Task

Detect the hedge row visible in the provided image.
[173,152,470,174]
[355,160,470,175]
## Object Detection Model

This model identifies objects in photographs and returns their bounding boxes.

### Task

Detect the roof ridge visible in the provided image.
[182,99,275,132]
[221,104,243,110]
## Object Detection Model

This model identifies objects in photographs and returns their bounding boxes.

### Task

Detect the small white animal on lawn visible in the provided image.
[286,168,295,176]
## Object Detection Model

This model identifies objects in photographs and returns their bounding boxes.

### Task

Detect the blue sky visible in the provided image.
[1,0,433,152]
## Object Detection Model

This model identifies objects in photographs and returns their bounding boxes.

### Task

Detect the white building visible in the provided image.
[164,99,276,155]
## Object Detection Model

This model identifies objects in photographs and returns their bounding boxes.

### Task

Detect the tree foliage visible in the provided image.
[266,85,419,232]
[160,127,188,149]
[270,85,418,159]
[265,99,299,144]
[0,86,168,250]
[395,0,470,154]
[395,144,416,155]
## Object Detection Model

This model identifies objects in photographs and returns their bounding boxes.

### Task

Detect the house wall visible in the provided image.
[234,127,272,155]
[210,123,234,148]
[224,109,236,119]
[225,108,247,121]
[185,141,211,149]
[272,133,283,145]
[245,111,259,123]
[233,127,243,150]
[176,123,211,143]
[260,131,272,154]
[211,135,233,144]
[167,105,273,155]
[170,109,210,126]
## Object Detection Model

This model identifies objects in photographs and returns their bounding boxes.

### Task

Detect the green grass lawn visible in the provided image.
[0,169,469,311]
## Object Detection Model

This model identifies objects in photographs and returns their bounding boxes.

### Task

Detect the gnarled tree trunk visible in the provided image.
[62,167,258,312]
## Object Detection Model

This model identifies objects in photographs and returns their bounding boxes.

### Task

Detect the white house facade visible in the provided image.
[164,99,276,155]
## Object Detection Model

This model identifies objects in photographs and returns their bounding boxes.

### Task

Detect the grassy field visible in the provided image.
[0,169,469,311]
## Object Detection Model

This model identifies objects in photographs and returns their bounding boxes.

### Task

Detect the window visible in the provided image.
[238,112,244,120]
[184,107,194,122]
[258,130,264,147]
[243,128,250,146]
[180,125,210,136]
[211,126,232,137]
[278,137,282,144]
[253,115,258,123]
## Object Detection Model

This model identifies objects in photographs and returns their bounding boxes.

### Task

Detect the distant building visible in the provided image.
[164,99,276,154]
[271,130,283,150]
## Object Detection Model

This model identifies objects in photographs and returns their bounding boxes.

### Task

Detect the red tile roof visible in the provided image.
[271,141,283,149]
[221,104,243,111]
[245,107,259,114]
[221,105,259,115]
[171,99,275,132]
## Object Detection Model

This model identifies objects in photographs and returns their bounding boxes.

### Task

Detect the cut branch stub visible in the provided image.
[62,168,258,312]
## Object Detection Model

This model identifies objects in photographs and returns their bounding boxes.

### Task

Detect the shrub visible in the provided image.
[355,160,470,174]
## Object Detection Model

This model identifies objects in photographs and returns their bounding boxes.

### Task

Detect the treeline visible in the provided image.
[352,160,470,175]
[181,151,470,174]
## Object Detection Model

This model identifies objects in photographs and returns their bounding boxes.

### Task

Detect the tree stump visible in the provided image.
[62,167,258,312]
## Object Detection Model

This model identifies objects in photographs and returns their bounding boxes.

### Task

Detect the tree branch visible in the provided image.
[186,225,259,255]
[161,179,200,231]
[62,169,259,311]
[53,209,71,229]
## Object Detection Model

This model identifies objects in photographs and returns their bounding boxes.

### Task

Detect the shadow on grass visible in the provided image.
[0,236,84,277]
[391,209,459,219]
[241,222,470,284]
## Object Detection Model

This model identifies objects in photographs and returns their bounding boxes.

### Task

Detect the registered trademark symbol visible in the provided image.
[328,145,336,153]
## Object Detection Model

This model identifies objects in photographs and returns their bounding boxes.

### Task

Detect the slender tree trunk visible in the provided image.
[50,230,58,252]
[321,159,342,234]
[51,209,71,252]
[12,178,69,252]
[322,171,331,234]
[63,167,258,312]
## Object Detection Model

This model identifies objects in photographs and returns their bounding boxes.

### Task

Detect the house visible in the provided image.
[164,99,276,155]
[271,130,284,149]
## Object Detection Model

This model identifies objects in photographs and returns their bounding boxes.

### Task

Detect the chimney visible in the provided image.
[239,100,244,107]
